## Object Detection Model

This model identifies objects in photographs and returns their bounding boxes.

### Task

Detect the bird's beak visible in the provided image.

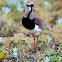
[32,7,35,11]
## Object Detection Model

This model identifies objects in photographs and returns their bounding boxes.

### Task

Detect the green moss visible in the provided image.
[0,52,4,59]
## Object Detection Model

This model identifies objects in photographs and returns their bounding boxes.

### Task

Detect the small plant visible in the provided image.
[46,52,50,57]
[56,17,62,26]
[45,56,50,62]
[46,50,62,62]
[45,35,51,46]
[9,25,15,33]
[0,37,4,44]
[2,7,11,14]
[6,0,26,12]
[22,60,25,62]
[10,47,19,57]
[29,59,32,62]
[44,1,51,9]
[50,55,59,62]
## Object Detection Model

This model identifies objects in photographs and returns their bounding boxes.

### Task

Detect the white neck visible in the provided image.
[24,11,35,19]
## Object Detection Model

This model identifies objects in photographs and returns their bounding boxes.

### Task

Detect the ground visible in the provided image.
[0,0,62,62]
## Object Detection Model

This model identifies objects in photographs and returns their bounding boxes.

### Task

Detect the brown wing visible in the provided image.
[35,17,42,27]
[35,17,51,30]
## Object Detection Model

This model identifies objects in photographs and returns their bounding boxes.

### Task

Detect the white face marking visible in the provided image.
[26,2,33,12]
[29,7,31,11]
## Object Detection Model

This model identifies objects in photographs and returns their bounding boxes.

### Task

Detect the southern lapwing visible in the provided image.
[22,1,52,53]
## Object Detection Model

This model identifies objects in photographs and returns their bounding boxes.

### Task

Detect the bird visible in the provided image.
[22,0,52,53]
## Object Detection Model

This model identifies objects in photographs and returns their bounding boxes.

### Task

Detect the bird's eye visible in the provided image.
[26,5,30,7]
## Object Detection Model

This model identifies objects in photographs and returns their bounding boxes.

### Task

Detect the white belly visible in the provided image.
[29,24,41,35]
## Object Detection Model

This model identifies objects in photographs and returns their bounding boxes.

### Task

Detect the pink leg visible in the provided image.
[35,35,39,52]
[32,34,35,52]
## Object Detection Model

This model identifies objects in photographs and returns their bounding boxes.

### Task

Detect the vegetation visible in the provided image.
[0,0,62,62]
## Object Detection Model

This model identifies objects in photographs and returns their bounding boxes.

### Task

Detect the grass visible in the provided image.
[0,0,62,61]
[41,25,62,43]
[0,0,6,9]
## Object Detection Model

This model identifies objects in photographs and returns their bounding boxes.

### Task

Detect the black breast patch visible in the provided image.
[22,17,35,30]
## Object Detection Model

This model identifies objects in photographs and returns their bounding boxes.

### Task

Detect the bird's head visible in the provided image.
[24,1,35,13]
